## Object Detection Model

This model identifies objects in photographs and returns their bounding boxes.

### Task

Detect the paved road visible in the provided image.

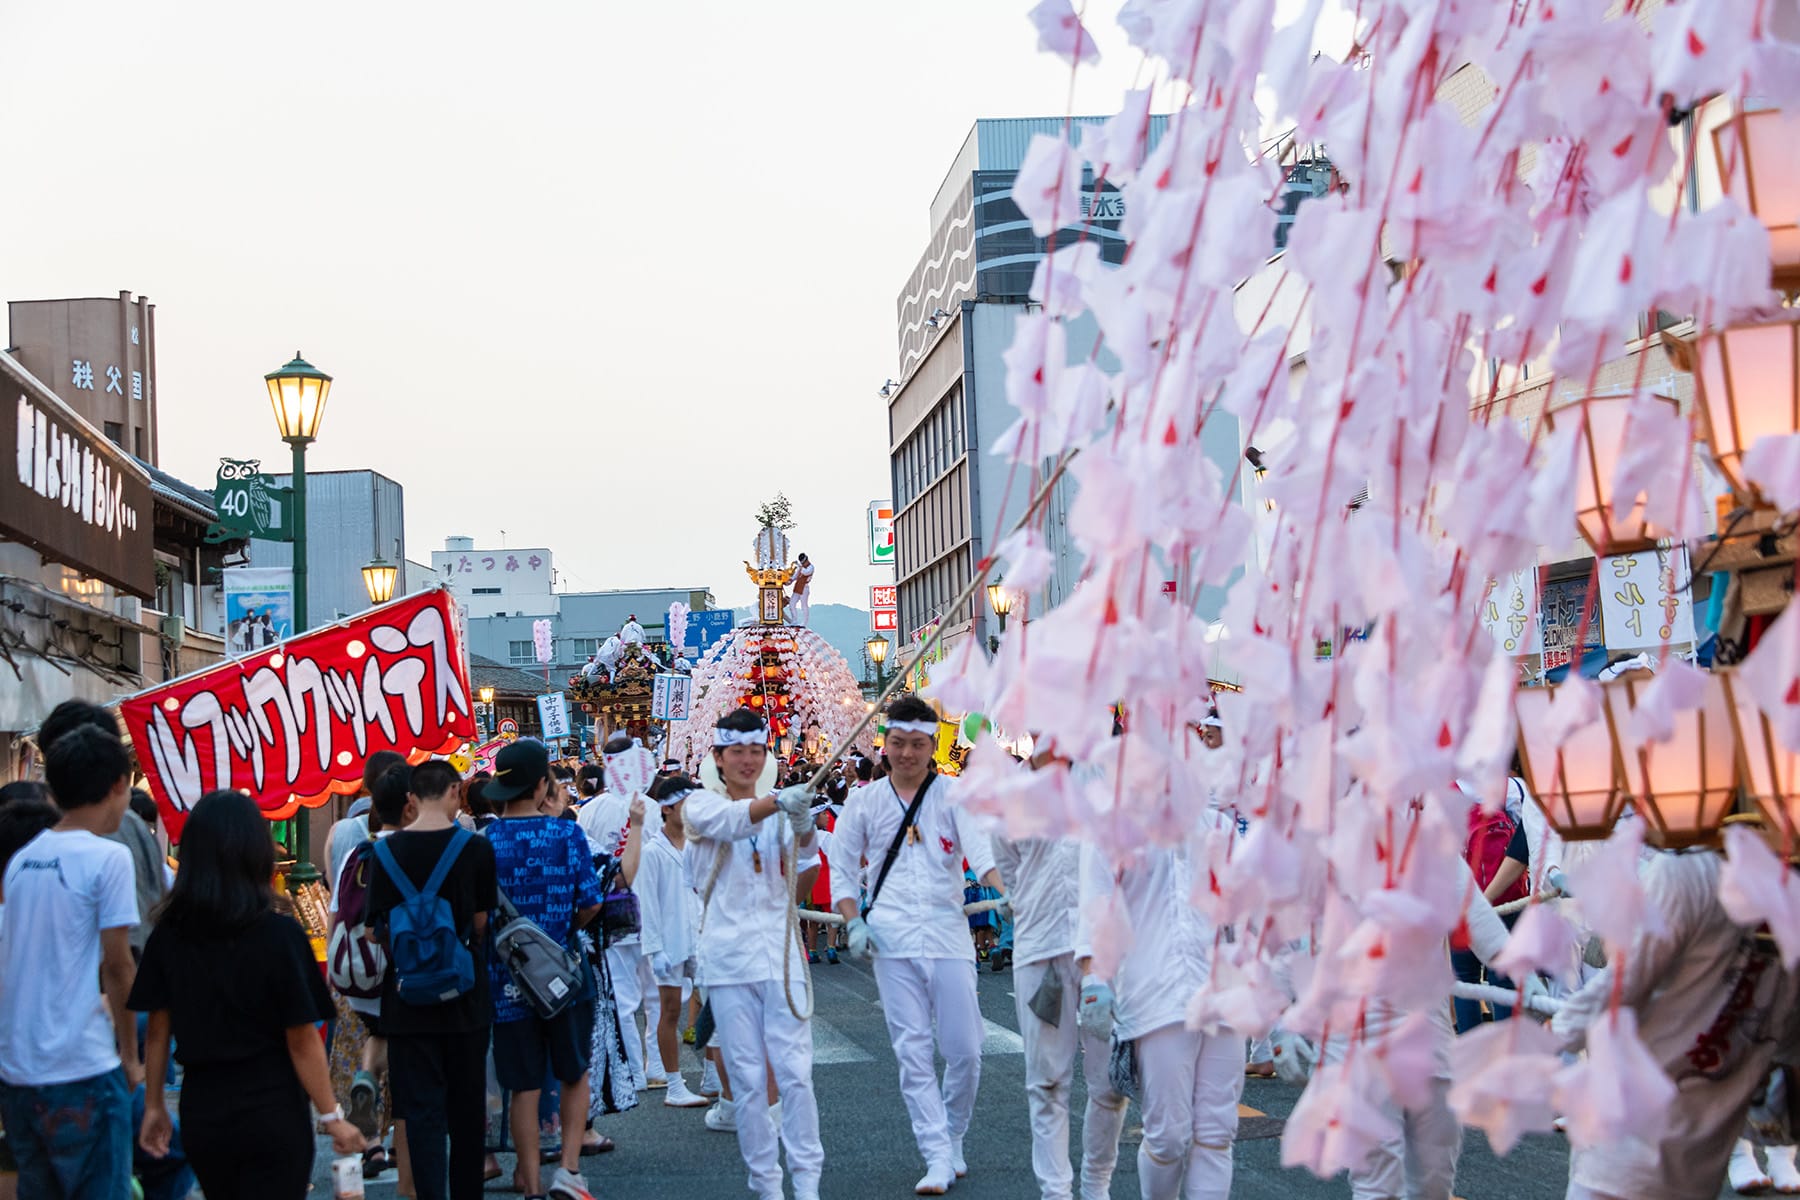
[306,958,1710,1199]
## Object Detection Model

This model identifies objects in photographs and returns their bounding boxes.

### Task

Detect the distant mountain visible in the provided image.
[731,602,874,672]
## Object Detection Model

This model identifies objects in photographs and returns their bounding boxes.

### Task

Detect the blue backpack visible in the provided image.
[373,830,476,1004]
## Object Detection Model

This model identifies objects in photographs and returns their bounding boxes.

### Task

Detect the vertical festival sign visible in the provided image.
[119,587,477,839]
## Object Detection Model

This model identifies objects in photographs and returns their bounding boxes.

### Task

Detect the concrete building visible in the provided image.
[8,291,159,464]
[464,586,717,671]
[432,536,557,619]
[249,469,408,622]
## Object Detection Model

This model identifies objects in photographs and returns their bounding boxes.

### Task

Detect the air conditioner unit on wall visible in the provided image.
[159,613,185,648]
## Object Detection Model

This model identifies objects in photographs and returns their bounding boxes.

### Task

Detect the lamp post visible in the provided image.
[987,580,1014,654]
[265,352,332,885]
[866,634,890,693]
[479,686,496,740]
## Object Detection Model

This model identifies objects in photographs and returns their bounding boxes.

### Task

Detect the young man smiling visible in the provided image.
[683,708,823,1200]
[832,695,1007,1195]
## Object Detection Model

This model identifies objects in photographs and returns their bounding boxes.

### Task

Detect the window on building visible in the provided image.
[508,639,534,665]
[134,428,147,459]
[571,638,598,658]
[104,421,124,447]
[471,587,502,595]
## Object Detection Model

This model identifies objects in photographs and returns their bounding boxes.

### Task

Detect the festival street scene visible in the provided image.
[7,2,1800,1199]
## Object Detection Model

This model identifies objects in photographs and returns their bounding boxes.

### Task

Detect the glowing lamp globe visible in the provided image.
[1543,394,1680,554]
[1713,107,1800,289]
[264,353,333,444]
[1723,671,1800,845]
[1513,682,1631,841]
[361,557,399,605]
[1690,312,1800,508]
[1614,672,1739,850]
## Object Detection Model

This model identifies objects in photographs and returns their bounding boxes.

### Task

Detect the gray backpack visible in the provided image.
[493,890,587,1020]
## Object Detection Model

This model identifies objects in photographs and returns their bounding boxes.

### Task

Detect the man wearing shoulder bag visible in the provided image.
[367,759,498,1200]
[482,739,606,1200]
[831,695,1009,1195]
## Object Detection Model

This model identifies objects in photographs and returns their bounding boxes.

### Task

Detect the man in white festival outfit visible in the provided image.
[833,695,1008,1195]
[683,709,824,1200]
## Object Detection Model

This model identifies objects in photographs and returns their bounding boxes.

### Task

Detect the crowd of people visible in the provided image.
[5,692,1800,1200]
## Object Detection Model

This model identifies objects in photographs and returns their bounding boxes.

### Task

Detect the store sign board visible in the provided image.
[119,588,476,839]
[3,361,153,597]
[868,501,895,565]
[1599,546,1695,651]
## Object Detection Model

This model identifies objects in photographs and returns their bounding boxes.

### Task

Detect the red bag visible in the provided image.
[1450,800,1527,950]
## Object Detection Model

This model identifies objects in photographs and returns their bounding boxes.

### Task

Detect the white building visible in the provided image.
[431,536,556,619]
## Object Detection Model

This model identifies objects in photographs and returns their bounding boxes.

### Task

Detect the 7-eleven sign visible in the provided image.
[868,501,895,566]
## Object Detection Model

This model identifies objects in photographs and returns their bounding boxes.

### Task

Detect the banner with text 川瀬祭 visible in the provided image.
[118,587,477,840]
[652,673,693,722]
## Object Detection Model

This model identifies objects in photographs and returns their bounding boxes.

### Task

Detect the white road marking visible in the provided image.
[981,1018,1025,1055]
[810,1016,876,1065]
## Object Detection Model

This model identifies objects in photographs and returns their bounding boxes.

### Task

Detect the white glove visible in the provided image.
[994,894,1013,922]
[1519,971,1554,1017]
[775,785,815,817]
[846,916,878,960]
[788,807,814,839]
[1076,976,1114,1039]
[1546,867,1571,897]
[650,952,672,978]
[1269,1027,1318,1086]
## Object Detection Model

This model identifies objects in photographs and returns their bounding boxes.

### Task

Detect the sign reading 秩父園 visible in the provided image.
[118,588,477,840]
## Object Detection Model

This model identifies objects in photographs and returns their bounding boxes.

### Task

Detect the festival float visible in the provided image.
[566,614,667,746]
[675,524,872,768]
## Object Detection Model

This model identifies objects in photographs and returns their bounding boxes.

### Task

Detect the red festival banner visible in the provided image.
[119,587,477,839]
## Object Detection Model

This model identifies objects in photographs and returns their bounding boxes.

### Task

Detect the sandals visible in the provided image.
[581,1134,614,1155]
[362,1145,393,1176]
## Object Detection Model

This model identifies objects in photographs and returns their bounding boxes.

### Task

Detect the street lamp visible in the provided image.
[265,352,332,885]
[987,579,1014,653]
[479,686,496,740]
[866,634,890,691]
[361,556,398,606]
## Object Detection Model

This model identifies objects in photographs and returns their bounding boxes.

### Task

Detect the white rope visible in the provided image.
[798,898,1004,929]
[1491,888,1562,917]
[1450,980,1561,1017]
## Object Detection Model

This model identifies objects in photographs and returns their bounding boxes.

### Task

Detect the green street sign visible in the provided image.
[205,457,290,543]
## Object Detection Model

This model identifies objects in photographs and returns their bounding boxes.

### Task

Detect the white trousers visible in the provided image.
[711,979,823,1198]
[790,592,810,626]
[640,953,663,1080]
[1134,1022,1245,1200]
[1320,1036,1459,1200]
[607,943,653,1086]
[872,955,984,1166]
[1014,954,1128,1200]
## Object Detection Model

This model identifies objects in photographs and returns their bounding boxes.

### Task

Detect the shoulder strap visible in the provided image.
[372,836,417,903]
[865,773,934,918]
[419,828,471,901]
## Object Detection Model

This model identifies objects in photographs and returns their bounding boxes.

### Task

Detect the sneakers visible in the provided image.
[824,946,839,964]
[1733,1139,1775,1194]
[665,1077,711,1108]
[914,1161,955,1195]
[548,1166,595,1200]
[705,1100,737,1133]
[645,1073,668,1090]
[699,1060,722,1098]
[808,949,821,964]
[950,1135,967,1178]
[348,1070,380,1138]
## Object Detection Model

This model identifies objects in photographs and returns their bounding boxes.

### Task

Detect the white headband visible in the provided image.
[887,720,938,736]
[658,788,696,808]
[714,727,768,748]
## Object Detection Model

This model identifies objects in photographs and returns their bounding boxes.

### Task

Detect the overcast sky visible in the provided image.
[3,2,1192,611]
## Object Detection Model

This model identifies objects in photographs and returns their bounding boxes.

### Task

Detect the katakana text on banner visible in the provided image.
[119,587,477,839]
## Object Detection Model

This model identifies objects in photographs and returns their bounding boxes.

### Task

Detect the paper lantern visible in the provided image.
[1691,312,1800,507]
[1514,682,1631,841]
[1543,393,1680,554]
[1614,672,1739,850]
[1713,106,1800,289]
[1722,670,1800,844]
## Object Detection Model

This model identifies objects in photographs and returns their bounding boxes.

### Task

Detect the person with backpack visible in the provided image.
[830,694,1007,1195]
[1449,778,1531,1032]
[684,708,824,1200]
[482,739,603,1200]
[330,764,414,1181]
[367,759,497,1200]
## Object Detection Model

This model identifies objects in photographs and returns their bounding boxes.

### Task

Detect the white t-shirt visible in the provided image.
[0,829,138,1086]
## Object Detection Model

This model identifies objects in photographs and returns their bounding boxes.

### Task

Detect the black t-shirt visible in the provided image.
[1504,821,1528,865]
[366,824,498,1035]
[128,909,332,1107]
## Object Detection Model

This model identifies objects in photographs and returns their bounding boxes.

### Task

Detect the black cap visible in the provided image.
[486,739,550,804]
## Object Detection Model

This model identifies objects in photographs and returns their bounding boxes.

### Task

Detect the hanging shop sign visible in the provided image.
[119,587,477,839]
[1479,567,1543,656]
[1538,576,1604,671]
[1599,545,1695,652]
[870,583,898,632]
[206,456,288,543]
[222,567,295,657]
[868,501,895,566]
[3,360,153,597]
[652,673,692,721]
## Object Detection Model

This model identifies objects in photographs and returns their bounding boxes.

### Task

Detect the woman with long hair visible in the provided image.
[131,790,363,1198]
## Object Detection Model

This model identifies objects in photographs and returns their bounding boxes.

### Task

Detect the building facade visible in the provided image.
[249,469,409,622]
[8,291,159,465]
